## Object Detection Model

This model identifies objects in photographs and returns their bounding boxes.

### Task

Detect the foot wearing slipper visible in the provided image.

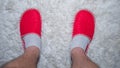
[70,10,95,53]
[20,9,42,50]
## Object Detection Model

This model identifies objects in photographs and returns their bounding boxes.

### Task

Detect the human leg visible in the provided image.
[71,47,98,68]
[3,9,42,68]
[3,46,39,68]
[70,10,99,68]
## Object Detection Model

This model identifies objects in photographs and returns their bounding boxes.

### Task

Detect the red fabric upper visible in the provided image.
[72,10,95,40]
[20,9,41,37]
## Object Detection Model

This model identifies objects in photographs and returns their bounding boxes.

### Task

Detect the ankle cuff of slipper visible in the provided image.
[23,33,41,50]
[70,34,90,51]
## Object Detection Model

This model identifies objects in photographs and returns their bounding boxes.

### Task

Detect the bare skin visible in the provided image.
[3,46,40,68]
[71,47,99,68]
[3,47,99,68]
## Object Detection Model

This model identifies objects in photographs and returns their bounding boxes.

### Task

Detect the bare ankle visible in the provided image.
[71,47,99,68]
[71,47,85,57]
[25,46,40,57]
[3,46,40,68]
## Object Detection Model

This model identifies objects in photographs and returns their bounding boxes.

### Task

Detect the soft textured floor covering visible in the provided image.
[0,0,120,68]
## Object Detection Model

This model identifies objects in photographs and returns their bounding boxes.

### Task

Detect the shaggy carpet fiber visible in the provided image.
[0,0,120,68]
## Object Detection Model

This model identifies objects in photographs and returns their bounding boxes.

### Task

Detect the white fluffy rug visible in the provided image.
[0,0,120,68]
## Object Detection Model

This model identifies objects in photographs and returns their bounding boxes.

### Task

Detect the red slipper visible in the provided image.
[20,9,42,49]
[72,9,95,53]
